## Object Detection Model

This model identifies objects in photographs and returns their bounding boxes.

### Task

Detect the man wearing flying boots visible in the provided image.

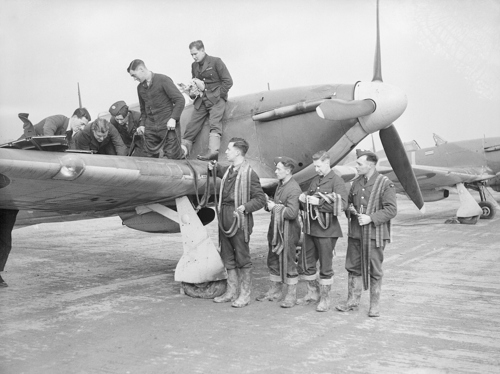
[336,150,397,317]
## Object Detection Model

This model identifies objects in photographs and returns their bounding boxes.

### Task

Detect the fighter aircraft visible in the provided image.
[0,0,423,289]
[338,134,500,224]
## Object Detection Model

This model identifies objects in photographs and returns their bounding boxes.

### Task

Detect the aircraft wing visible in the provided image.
[377,164,497,192]
[0,148,211,217]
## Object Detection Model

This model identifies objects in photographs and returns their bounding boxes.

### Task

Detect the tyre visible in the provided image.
[479,201,496,219]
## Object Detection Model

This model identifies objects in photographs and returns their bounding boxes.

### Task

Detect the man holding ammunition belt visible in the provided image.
[336,149,397,317]
[297,150,348,312]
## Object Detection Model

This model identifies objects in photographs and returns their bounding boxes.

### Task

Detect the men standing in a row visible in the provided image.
[257,156,302,308]
[182,40,233,161]
[298,150,348,312]
[336,150,396,317]
[71,118,127,156]
[108,100,142,156]
[127,59,185,159]
[209,138,266,308]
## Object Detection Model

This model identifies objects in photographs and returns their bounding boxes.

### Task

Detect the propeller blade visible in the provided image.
[316,99,375,121]
[379,124,424,210]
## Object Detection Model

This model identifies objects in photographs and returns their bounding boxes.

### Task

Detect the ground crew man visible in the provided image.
[18,108,91,140]
[297,150,348,312]
[181,40,233,161]
[208,137,266,308]
[336,149,396,317]
[72,118,127,156]
[108,100,143,156]
[127,59,185,159]
[256,156,302,308]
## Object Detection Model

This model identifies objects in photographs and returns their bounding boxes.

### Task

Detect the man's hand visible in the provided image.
[307,196,320,205]
[299,193,307,203]
[237,205,246,213]
[358,214,372,226]
[207,160,217,171]
[136,126,145,135]
[267,200,276,211]
[167,118,176,130]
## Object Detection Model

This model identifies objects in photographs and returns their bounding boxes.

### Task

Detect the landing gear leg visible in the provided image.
[466,182,497,220]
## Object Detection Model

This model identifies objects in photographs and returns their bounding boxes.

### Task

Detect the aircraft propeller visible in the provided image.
[316,0,424,210]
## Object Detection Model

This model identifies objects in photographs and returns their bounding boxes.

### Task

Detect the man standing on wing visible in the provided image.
[181,40,233,161]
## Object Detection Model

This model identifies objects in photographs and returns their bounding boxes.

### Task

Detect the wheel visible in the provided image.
[479,201,496,219]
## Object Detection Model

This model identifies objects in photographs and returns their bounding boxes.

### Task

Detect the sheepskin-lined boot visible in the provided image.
[232,267,252,308]
[336,273,362,312]
[256,280,282,302]
[368,278,382,317]
[296,280,320,305]
[213,268,238,303]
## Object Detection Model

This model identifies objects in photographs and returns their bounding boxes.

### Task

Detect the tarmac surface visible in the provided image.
[1,193,500,374]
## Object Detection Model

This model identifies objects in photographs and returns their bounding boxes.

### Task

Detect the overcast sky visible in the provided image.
[1,0,499,149]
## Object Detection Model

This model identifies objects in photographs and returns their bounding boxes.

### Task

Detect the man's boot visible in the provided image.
[336,273,362,312]
[197,133,220,161]
[232,267,252,308]
[296,280,320,305]
[368,278,382,317]
[280,282,297,308]
[316,284,332,312]
[256,279,282,302]
[213,268,238,303]
[181,139,193,158]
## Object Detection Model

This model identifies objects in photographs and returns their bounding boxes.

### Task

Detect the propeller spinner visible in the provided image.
[316,0,424,210]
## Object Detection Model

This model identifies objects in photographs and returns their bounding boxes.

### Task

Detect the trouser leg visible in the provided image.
[206,99,226,136]
[183,105,209,143]
[0,209,18,272]
[162,125,183,160]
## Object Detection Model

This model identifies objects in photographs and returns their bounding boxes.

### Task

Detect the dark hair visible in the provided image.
[189,40,204,50]
[229,137,249,156]
[72,107,91,122]
[279,159,295,172]
[127,59,145,73]
[312,150,330,162]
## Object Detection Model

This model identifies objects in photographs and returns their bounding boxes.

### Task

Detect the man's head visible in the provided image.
[189,40,206,63]
[355,150,378,177]
[69,107,91,133]
[312,150,331,176]
[225,137,249,163]
[274,156,296,181]
[109,101,129,124]
[91,118,110,143]
[127,59,148,82]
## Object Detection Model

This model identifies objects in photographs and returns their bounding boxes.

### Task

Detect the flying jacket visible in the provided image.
[347,171,397,240]
[300,170,348,237]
